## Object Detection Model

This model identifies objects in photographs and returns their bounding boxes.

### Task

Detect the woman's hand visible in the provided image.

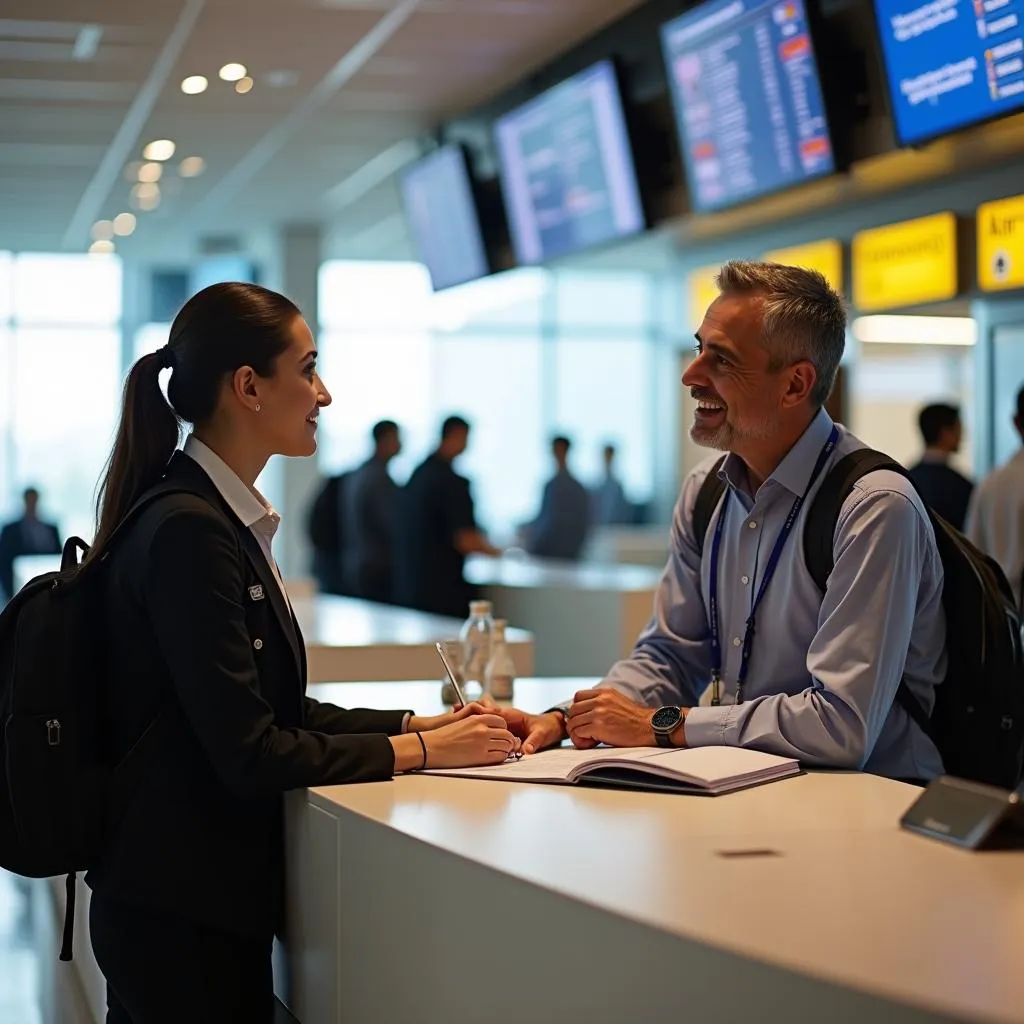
[407,701,495,734]
[420,714,520,769]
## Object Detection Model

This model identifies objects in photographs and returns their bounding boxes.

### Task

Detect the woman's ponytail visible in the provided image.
[89,350,180,560]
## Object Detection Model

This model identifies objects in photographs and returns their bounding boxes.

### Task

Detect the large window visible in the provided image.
[316,261,660,541]
[0,253,123,544]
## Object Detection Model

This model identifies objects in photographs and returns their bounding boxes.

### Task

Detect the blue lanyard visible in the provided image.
[707,426,839,707]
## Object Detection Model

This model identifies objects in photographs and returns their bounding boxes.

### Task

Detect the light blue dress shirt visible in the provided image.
[602,409,947,780]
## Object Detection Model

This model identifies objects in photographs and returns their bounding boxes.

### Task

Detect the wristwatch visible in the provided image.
[651,706,684,748]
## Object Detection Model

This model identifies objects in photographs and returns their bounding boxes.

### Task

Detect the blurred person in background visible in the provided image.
[344,419,402,603]
[0,487,61,602]
[395,415,500,617]
[907,402,973,530]
[966,384,1024,605]
[591,443,631,526]
[523,435,591,561]
[305,467,349,595]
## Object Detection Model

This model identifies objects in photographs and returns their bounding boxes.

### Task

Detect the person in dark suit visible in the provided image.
[394,416,500,617]
[907,402,974,530]
[0,487,61,601]
[85,282,517,1024]
[524,436,591,561]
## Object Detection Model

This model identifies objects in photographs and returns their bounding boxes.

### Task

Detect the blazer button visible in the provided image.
[253,639,263,650]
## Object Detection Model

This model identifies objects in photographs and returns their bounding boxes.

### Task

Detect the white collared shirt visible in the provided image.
[966,447,1024,606]
[182,435,290,609]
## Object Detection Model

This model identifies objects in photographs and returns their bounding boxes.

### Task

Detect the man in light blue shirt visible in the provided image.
[502,260,946,780]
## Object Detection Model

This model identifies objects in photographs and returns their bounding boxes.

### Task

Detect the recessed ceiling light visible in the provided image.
[88,240,115,255]
[137,161,163,183]
[143,139,176,162]
[219,62,247,82]
[130,183,161,212]
[91,220,114,242]
[113,212,137,237]
[181,75,208,95]
[234,76,254,94]
[178,156,206,178]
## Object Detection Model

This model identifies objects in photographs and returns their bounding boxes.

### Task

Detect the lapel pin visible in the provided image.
[249,584,265,601]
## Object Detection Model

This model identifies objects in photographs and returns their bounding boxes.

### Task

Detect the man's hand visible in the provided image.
[494,707,566,754]
[566,689,657,748]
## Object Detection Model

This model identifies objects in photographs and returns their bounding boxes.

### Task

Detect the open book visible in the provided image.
[425,745,800,796]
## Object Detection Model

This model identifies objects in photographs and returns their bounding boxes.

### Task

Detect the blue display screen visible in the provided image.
[494,61,646,265]
[873,0,1024,146]
[661,0,836,212]
[400,146,490,291]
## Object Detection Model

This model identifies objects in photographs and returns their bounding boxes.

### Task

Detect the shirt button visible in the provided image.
[741,575,750,585]
[253,639,263,650]
[748,520,758,529]
[733,637,742,647]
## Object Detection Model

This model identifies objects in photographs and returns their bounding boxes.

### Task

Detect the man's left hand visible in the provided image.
[566,689,657,748]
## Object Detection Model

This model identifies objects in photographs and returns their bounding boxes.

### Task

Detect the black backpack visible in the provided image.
[0,481,196,961]
[692,448,1024,790]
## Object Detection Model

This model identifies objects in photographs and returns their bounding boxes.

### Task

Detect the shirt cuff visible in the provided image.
[683,704,739,747]
[401,712,412,734]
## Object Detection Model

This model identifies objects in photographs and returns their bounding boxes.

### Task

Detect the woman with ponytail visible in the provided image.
[87,283,517,1023]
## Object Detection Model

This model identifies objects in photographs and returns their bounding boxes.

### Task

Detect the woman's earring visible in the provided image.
[255,403,261,413]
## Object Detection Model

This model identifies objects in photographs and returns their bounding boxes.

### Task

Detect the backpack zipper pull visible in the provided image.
[46,719,61,746]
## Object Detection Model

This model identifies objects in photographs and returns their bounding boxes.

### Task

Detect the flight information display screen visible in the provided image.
[873,0,1024,146]
[494,60,646,264]
[661,0,836,212]
[400,145,491,291]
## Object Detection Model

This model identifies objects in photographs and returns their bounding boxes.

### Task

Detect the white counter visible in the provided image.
[465,554,660,676]
[586,524,672,569]
[286,681,1024,1024]
[270,595,534,682]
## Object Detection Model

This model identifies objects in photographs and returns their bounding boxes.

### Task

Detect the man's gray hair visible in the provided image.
[715,260,846,408]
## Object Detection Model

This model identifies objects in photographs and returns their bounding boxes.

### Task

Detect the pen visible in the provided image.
[435,641,469,708]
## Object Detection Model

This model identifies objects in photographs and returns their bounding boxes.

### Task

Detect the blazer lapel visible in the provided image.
[236,528,303,682]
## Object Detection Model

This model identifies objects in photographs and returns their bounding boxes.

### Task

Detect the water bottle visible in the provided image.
[484,619,515,701]
[459,600,494,701]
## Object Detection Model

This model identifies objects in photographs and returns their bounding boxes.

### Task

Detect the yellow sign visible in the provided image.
[852,212,958,312]
[688,265,721,322]
[762,239,844,293]
[978,194,1024,292]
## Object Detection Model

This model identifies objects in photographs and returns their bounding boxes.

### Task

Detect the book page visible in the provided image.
[427,746,645,782]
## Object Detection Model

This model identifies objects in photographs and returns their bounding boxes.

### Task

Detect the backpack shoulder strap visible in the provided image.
[802,448,906,594]
[691,457,729,554]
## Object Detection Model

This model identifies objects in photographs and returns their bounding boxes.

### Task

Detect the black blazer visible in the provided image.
[87,453,410,939]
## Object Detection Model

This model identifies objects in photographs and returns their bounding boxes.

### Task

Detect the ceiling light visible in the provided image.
[113,212,137,237]
[88,240,115,255]
[137,161,163,183]
[72,25,103,61]
[90,220,114,242]
[851,315,977,347]
[234,76,254,94]
[181,75,208,95]
[130,183,161,212]
[178,156,206,178]
[219,62,247,82]
[143,139,176,162]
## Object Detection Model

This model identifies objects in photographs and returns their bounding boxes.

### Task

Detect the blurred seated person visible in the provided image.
[344,420,401,603]
[591,443,631,526]
[0,487,61,601]
[906,402,973,531]
[522,435,591,561]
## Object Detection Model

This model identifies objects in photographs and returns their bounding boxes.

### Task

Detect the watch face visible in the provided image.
[651,706,681,732]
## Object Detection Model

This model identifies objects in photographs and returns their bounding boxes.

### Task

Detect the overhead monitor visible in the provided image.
[661,0,837,213]
[872,0,1024,147]
[400,145,491,291]
[494,60,646,265]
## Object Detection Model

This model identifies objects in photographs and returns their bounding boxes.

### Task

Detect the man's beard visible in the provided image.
[691,409,780,451]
